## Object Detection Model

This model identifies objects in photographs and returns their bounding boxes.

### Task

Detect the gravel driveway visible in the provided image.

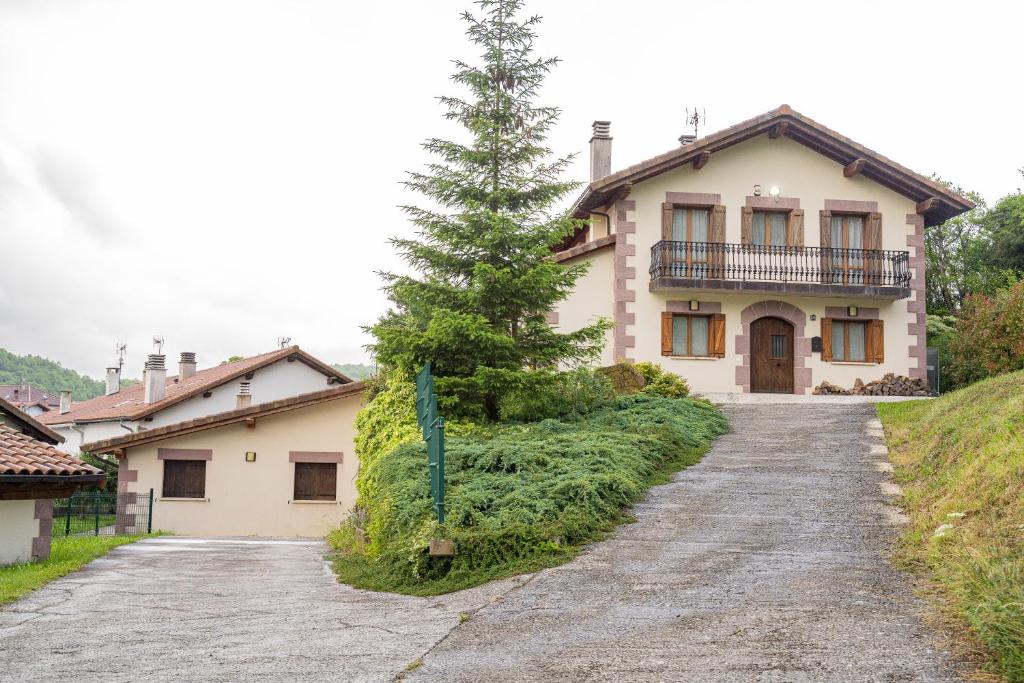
[1,402,961,682]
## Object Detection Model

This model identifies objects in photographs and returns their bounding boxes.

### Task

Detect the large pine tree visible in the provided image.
[369,0,609,420]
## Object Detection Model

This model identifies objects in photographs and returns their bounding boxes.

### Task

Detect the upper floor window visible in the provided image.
[829,214,866,284]
[671,207,709,243]
[752,211,788,247]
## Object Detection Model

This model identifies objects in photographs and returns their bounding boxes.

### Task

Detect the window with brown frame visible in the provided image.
[294,462,337,501]
[752,211,788,247]
[660,312,726,358]
[661,203,727,279]
[819,210,882,285]
[162,460,206,498]
[821,318,884,363]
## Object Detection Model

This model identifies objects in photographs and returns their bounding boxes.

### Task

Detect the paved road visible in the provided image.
[1,403,961,682]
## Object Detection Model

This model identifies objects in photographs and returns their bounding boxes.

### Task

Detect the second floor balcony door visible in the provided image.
[672,207,709,278]
[829,214,865,284]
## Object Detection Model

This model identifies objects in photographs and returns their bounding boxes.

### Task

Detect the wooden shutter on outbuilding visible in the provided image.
[867,319,884,363]
[661,312,674,355]
[820,317,833,361]
[710,314,726,358]
[294,462,337,501]
[787,209,805,247]
[740,206,754,245]
[709,206,726,277]
[162,460,206,498]
[819,210,833,283]
[662,203,674,240]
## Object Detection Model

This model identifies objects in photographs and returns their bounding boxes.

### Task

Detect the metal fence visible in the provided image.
[53,489,153,537]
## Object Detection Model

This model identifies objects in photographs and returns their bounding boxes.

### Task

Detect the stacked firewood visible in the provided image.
[813,373,930,397]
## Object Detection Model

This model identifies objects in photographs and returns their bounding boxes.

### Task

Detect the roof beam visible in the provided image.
[769,122,789,139]
[916,197,941,214]
[844,158,867,177]
[609,182,632,204]
[692,151,711,170]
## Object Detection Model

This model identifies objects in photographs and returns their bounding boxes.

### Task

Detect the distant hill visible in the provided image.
[0,348,137,401]
[333,363,376,380]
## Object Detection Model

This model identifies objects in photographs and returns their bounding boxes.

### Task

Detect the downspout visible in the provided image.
[119,420,135,433]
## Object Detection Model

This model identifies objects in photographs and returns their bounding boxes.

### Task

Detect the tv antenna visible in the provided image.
[152,335,165,355]
[686,107,706,138]
[277,336,292,349]
[114,342,127,370]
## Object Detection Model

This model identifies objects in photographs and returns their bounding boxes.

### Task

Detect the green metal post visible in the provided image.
[64,496,72,536]
[94,493,100,535]
[147,488,154,534]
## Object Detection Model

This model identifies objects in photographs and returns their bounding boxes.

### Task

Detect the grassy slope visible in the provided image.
[0,536,147,606]
[329,395,727,596]
[877,372,1024,681]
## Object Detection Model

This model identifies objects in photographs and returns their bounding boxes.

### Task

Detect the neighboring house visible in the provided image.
[552,105,973,394]
[81,383,365,538]
[38,346,354,454]
[0,397,106,565]
[0,383,61,417]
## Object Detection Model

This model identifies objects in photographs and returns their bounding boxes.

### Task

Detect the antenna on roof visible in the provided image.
[115,342,127,370]
[152,335,165,355]
[685,107,706,138]
[277,336,292,349]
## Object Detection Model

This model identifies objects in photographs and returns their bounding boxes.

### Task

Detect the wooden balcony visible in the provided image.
[649,241,912,299]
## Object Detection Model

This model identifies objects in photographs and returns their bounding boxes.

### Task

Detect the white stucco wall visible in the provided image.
[553,247,615,367]
[121,392,363,538]
[0,500,38,566]
[52,358,339,453]
[564,133,922,394]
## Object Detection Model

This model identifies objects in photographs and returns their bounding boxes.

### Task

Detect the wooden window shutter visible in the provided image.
[787,209,805,247]
[294,462,337,501]
[819,210,832,283]
[662,203,674,240]
[709,206,726,278]
[710,313,726,358]
[740,206,753,245]
[661,312,673,355]
[865,212,882,250]
[163,460,206,498]
[819,210,832,247]
[820,318,833,361]
[868,319,884,363]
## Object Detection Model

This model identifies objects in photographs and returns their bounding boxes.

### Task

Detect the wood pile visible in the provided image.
[813,373,930,397]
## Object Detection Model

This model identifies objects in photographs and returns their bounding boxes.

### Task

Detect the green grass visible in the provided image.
[0,535,148,606]
[877,371,1024,682]
[329,394,727,596]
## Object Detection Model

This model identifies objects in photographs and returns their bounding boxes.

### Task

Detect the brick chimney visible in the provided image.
[143,354,167,404]
[236,381,252,409]
[59,390,72,415]
[105,367,121,395]
[178,352,197,380]
[590,120,612,181]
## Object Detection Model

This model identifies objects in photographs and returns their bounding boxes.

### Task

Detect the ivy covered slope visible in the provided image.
[877,372,1023,681]
[329,374,726,596]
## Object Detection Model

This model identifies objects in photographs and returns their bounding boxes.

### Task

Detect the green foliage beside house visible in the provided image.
[878,373,1024,681]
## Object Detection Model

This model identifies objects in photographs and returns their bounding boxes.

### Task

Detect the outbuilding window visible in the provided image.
[294,462,337,501]
[162,460,206,498]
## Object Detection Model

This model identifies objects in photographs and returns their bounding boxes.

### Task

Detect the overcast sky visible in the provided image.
[0,0,1020,378]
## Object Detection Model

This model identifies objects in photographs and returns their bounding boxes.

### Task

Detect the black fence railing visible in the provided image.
[53,490,153,537]
[649,241,911,288]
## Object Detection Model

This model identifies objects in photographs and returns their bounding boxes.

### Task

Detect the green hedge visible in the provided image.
[329,393,726,595]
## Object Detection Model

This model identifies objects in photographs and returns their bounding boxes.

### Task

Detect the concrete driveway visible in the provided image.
[1,402,961,682]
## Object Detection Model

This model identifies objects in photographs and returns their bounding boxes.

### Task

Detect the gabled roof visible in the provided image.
[0,424,103,477]
[571,105,974,227]
[82,381,366,454]
[0,384,60,409]
[0,396,65,444]
[38,346,353,426]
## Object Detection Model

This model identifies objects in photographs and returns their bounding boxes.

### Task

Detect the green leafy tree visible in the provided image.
[979,174,1024,274]
[368,0,609,420]
[946,281,1024,387]
[924,178,989,315]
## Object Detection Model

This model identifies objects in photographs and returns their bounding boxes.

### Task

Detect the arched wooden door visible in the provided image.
[751,317,795,394]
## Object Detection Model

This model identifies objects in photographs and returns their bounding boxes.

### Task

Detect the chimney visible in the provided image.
[143,354,167,404]
[236,381,252,409]
[590,120,612,181]
[178,352,197,380]
[59,390,72,415]
[105,367,121,395]
[678,134,696,146]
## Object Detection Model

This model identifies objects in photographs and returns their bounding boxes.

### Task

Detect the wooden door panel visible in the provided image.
[751,317,795,394]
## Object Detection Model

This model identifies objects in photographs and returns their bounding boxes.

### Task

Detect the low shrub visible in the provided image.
[498,369,615,422]
[331,393,726,595]
[946,281,1024,388]
[634,361,690,399]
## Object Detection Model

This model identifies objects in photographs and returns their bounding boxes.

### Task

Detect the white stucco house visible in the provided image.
[551,105,973,394]
[38,346,354,453]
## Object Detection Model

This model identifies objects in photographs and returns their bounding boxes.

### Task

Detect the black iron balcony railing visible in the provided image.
[649,241,911,288]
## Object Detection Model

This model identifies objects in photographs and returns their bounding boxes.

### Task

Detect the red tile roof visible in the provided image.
[0,384,60,409]
[0,424,104,476]
[37,346,351,426]
[0,396,65,444]
[82,382,366,454]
